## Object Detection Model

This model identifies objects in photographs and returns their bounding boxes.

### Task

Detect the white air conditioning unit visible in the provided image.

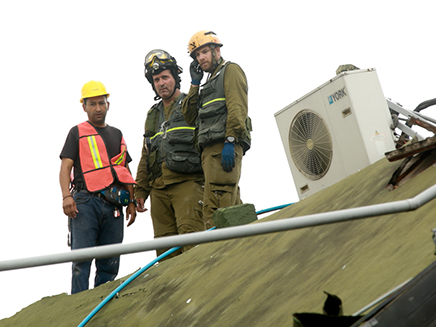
[275,68,395,200]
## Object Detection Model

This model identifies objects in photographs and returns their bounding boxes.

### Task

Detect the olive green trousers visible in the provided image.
[201,142,243,229]
[150,179,205,260]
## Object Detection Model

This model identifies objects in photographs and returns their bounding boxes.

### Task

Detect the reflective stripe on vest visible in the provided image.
[112,141,127,166]
[150,132,162,141]
[202,98,226,107]
[151,126,196,139]
[87,135,104,168]
[111,137,134,185]
[78,122,135,192]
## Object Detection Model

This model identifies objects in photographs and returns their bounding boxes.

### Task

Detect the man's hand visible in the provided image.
[221,142,235,172]
[126,203,137,227]
[60,158,78,217]
[136,198,148,213]
[190,59,203,85]
[63,196,78,218]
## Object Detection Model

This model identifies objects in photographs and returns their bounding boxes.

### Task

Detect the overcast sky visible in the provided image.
[1,0,435,320]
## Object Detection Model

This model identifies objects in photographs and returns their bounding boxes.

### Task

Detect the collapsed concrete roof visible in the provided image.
[2,157,436,326]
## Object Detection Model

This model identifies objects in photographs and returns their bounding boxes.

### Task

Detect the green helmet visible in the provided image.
[144,49,182,99]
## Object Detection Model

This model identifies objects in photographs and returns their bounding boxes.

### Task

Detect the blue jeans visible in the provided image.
[71,191,124,294]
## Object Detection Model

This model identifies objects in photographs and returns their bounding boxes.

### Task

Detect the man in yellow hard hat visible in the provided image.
[59,80,137,294]
[134,50,205,260]
[182,31,252,229]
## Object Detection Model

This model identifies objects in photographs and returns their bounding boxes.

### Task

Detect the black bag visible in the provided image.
[100,187,130,206]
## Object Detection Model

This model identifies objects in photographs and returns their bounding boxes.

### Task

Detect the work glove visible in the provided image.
[190,59,203,85]
[221,142,235,172]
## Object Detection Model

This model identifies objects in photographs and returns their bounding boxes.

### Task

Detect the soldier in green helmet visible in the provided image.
[134,49,205,260]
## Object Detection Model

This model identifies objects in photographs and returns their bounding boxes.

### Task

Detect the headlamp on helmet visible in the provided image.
[144,49,183,100]
[144,49,182,82]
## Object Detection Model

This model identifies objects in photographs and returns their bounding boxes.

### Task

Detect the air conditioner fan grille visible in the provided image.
[289,110,333,180]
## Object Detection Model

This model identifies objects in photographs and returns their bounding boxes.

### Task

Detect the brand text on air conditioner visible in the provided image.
[328,87,347,104]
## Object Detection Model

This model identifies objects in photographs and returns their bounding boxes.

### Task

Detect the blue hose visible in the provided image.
[256,203,294,215]
[78,227,216,327]
[77,245,183,327]
[78,203,294,326]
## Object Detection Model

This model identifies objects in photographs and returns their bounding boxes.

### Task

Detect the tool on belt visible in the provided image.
[100,187,131,206]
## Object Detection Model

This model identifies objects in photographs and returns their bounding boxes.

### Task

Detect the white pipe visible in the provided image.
[2,183,436,272]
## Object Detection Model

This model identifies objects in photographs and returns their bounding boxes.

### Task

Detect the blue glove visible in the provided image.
[221,142,235,172]
[190,59,203,85]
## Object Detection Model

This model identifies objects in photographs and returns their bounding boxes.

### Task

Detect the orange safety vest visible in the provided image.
[77,121,136,192]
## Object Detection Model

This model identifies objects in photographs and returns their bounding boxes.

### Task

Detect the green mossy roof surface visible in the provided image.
[2,158,436,327]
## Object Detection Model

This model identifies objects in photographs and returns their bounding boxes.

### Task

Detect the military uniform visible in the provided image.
[135,94,205,259]
[182,58,251,228]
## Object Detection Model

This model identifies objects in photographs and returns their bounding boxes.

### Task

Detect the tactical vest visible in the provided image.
[77,121,136,192]
[144,94,202,181]
[198,61,252,153]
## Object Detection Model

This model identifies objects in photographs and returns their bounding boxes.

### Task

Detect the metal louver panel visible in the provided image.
[289,110,333,180]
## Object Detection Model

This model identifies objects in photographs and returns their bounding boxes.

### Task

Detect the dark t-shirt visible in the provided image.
[60,122,132,187]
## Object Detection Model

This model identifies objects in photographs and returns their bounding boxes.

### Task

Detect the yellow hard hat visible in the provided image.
[80,80,110,103]
[188,30,223,58]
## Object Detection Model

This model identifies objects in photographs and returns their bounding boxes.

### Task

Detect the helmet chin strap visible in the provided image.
[152,83,161,101]
[211,47,217,68]
[153,83,177,102]
[211,46,222,70]
[152,68,180,101]
[158,87,177,102]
